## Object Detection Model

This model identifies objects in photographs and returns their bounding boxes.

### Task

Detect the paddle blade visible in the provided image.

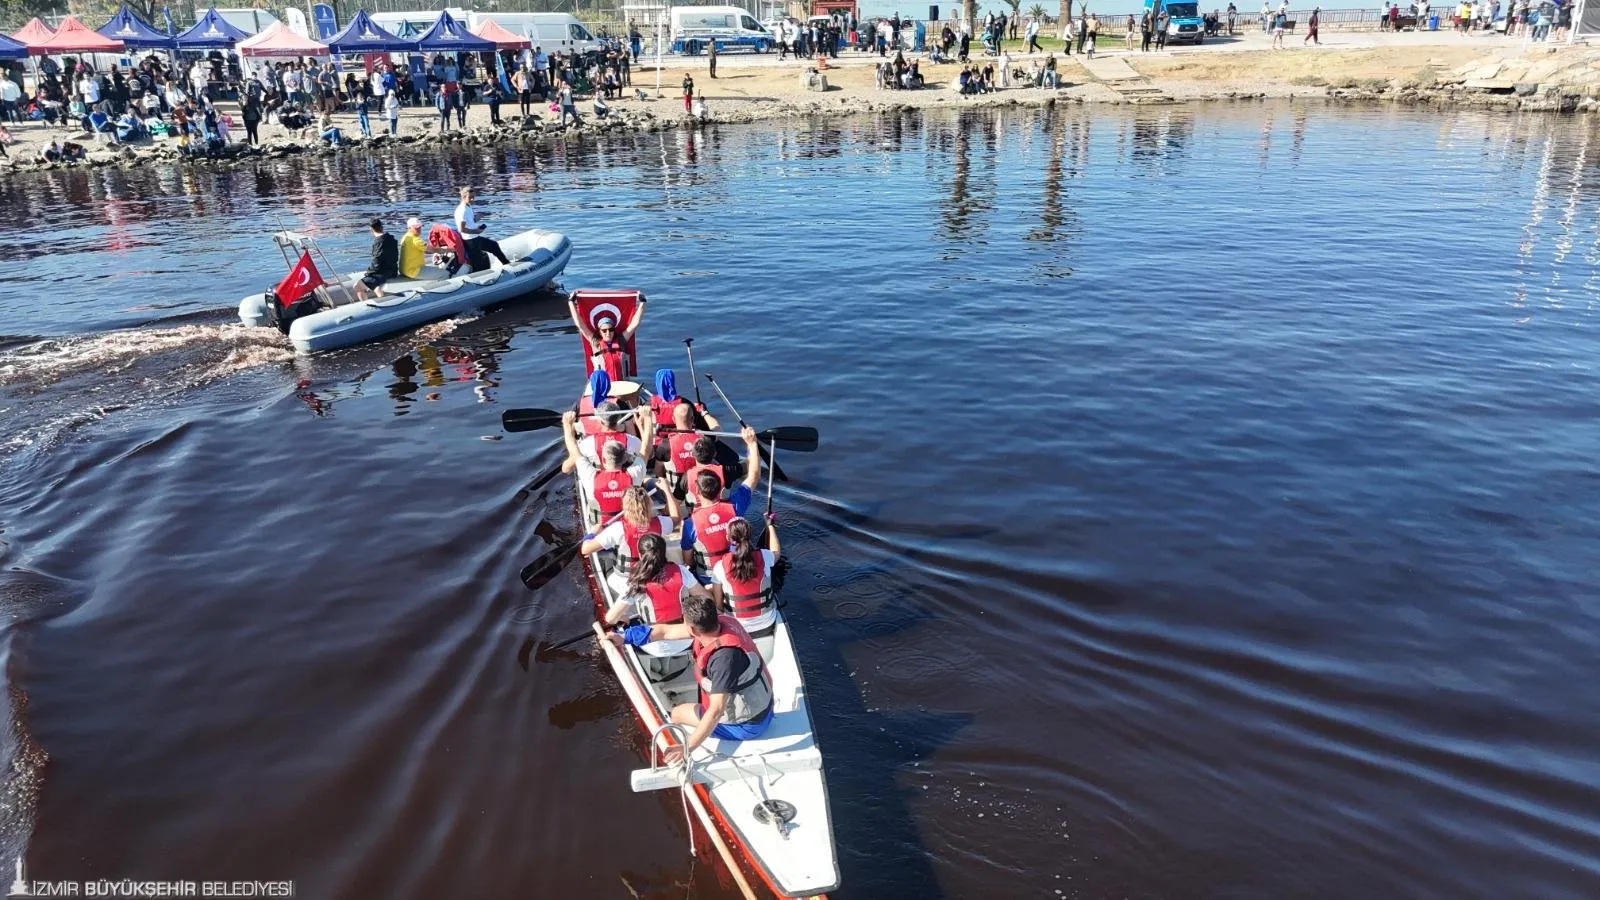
[502,408,564,433]
[761,426,819,453]
[519,544,578,591]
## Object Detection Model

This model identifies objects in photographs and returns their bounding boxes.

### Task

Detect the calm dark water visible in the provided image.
[1,102,1598,899]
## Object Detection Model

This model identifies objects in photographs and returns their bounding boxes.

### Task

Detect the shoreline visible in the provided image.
[5,37,1597,174]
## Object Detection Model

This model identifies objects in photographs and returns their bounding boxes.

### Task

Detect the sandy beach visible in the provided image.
[3,28,1594,172]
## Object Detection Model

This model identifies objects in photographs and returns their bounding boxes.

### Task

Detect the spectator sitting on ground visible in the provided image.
[115,108,145,142]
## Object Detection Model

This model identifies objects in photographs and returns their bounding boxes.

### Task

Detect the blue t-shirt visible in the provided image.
[681,483,752,549]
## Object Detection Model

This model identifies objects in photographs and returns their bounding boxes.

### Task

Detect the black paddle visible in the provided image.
[519,543,579,591]
[502,407,566,433]
[704,373,792,482]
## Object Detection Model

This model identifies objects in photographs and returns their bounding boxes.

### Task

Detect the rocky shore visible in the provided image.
[6,37,1599,176]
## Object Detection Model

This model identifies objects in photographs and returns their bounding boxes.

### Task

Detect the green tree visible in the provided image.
[1028,3,1048,21]
[0,0,63,30]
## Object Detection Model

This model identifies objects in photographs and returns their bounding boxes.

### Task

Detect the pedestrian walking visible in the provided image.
[1304,6,1321,42]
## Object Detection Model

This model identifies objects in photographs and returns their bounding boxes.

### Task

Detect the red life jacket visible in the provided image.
[690,500,737,565]
[667,431,699,475]
[619,516,664,559]
[592,469,633,517]
[719,551,772,620]
[641,563,687,624]
[691,615,773,725]
[684,462,724,504]
[587,429,630,461]
[650,394,687,429]
[592,338,626,381]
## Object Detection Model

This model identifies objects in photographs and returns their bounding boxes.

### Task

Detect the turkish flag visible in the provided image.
[572,289,641,377]
[273,251,324,307]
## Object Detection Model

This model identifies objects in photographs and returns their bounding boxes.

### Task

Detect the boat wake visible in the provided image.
[0,324,297,466]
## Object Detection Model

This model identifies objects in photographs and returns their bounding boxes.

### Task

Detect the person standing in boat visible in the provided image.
[354,218,398,301]
[683,427,761,570]
[454,186,511,270]
[610,594,775,753]
[569,297,645,381]
[709,517,780,633]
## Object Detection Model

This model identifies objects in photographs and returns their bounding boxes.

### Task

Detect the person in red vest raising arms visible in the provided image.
[709,517,780,634]
[570,294,645,380]
[609,593,775,755]
[560,405,651,477]
[683,426,761,570]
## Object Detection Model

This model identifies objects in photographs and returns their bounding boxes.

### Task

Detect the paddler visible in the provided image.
[581,483,682,576]
[648,368,717,430]
[602,532,708,626]
[569,295,645,381]
[560,406,651,481]
[709,516,780,633]
[609,594,775,756]
[680,435,731,508]
[683,427,761,570]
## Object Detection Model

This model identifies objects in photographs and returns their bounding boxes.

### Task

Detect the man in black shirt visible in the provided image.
[356,218,398,300]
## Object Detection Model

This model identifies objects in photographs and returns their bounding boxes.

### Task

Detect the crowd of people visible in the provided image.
[0,36,647,163]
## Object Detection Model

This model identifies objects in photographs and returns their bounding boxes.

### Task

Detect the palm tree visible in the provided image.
[964,0,977,30]
[1028,3,1048,21]
[1059,0,1072,34]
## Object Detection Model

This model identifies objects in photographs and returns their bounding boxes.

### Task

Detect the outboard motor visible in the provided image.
[262,288,329,335]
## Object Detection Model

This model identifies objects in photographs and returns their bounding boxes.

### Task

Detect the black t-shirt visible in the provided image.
[702,645,747,696]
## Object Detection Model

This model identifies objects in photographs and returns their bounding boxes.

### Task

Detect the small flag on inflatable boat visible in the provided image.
[273,251,324,307]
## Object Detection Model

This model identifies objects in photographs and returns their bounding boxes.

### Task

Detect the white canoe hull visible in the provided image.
[574,387,840,898]
[238,229,571,353]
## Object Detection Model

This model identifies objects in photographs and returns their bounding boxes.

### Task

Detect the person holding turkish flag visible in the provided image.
[273,251,324,308]
[570,292,646,380]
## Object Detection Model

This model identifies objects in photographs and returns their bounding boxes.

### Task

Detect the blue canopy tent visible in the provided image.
[97,4,176,49]
[174,8,249,49]
[325,9,415,54]
[0,32,25,59]
[414,11,496,52]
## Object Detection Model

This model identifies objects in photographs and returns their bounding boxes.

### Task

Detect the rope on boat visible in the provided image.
[650,721,698,858]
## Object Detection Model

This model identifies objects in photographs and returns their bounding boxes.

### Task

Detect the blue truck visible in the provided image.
[1146,0,1208,43]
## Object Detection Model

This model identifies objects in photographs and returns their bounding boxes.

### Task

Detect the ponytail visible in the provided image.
[626,533,668,594]
[726,518,757,583]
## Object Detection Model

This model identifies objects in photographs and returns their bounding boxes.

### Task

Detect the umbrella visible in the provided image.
[415,11,496,52]
[97,4,176,49]
[0,33,25,60]
[175,8,250,49]
[325,10,416,54]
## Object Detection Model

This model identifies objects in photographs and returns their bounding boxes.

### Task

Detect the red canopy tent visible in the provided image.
[10,18,56,52]
[30,16,125,54]
[470,19,531,50]
[237,22,329,58]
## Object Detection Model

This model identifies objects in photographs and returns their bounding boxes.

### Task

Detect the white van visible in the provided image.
[370,8,468,41]
[669,5,773,53]
[466,12,603,54]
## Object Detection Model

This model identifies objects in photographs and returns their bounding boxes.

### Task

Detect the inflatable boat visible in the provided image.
[238,228,572,353]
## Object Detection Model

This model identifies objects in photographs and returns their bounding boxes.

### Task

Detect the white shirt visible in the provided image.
[592,516,676,553]
[78,77,100,104]
[0,79,19,103]
[385,92,400,114]
[711,549,778,632]
[455,200,482,234]
[1026,20,1039,36]
[575,433,646,468]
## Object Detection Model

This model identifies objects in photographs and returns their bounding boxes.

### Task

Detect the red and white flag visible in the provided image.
[572,289,641,377]
[273,251,324,307]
